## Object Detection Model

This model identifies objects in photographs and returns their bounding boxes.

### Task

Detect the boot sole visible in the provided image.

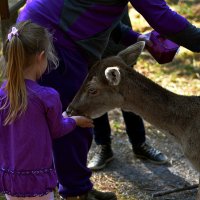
[134,154,169,165]
[88,156,114,170]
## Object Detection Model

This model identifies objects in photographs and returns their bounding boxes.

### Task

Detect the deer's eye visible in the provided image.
[88,88,98,96]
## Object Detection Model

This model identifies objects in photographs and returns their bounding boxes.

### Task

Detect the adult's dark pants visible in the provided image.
[94,111,145,147]
[39,46,93,198]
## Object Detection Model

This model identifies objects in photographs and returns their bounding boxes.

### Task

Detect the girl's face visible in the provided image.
[36,51,48,79]
[40,52,48,74]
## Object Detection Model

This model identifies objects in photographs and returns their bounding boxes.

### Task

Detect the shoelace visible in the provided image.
[91,146,109,161]
[142,144,161,156]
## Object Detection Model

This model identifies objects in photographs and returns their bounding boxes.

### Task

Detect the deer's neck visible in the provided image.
[121,70,190,139]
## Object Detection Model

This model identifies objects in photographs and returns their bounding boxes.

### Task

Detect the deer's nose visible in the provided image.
[66,106,74,116]
[67,105,79,116]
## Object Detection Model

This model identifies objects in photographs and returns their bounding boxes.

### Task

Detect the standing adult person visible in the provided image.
[17,0,200,199]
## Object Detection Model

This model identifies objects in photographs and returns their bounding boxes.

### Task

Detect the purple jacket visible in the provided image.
[0,80,76,196]
[18,0,189,63]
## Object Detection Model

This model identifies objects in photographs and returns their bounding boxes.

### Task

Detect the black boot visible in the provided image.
[87,189,117,200]
[133,143,168,164]
[65,188,117,200]
[88,145,114,170]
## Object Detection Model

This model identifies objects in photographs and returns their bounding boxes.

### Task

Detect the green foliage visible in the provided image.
[0,195,5,200]
[165,0,200,21]
[137,48,200,96]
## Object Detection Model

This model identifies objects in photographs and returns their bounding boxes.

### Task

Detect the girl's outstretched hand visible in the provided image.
[71,116,94,128]
[62,111,94,128]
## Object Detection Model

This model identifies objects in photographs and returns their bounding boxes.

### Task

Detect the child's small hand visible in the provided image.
[71,116,94,128]
[62,111,94,128]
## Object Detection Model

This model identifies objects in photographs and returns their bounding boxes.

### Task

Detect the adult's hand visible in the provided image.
[137,32,153,47]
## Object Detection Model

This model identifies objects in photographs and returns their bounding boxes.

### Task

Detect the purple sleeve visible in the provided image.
[43,89,76,139]
[130,0,189,35]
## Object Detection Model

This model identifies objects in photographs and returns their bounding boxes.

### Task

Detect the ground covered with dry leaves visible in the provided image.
[89,111,199,200]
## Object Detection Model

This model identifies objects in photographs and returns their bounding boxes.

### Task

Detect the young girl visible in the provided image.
[0,21,94,200]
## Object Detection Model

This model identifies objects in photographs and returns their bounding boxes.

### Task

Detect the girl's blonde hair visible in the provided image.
[1,20,58,125]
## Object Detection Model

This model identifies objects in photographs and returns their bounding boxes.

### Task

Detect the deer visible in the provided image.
[67,41,200,199]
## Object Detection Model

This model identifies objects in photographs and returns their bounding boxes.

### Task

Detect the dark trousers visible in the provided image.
[93,111,146,148]
[40,46,93,198]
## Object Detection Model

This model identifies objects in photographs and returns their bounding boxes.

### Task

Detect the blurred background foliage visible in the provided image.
[128,0,200,97]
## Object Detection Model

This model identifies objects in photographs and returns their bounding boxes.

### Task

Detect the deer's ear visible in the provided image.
[105,67,121,86]
[117,41,145,66]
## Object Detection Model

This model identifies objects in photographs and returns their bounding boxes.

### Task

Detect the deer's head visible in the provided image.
[67,41,145,118]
